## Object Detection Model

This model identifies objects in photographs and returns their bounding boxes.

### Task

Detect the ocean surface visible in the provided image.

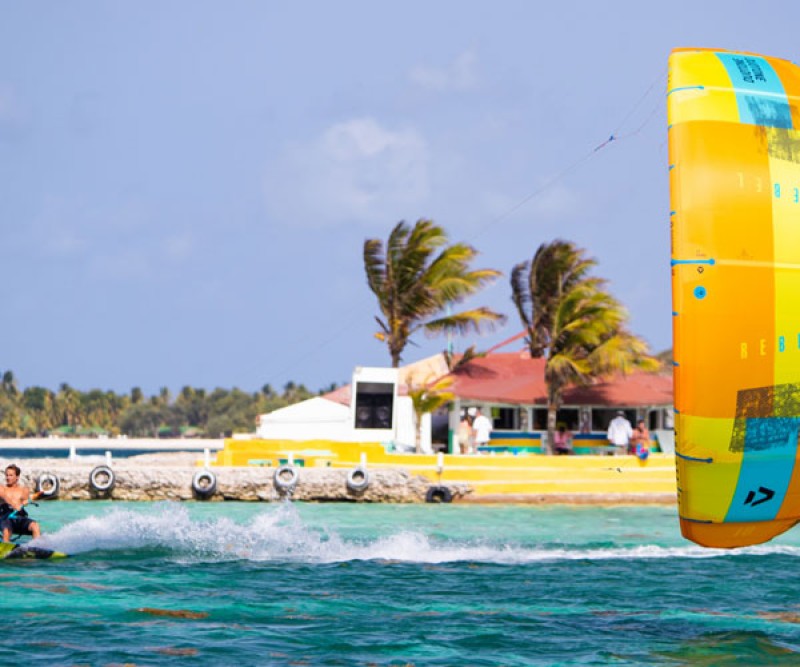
[4,501,800,666]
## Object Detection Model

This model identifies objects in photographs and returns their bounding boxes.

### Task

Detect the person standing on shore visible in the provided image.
[606,411,633,456]
[472,408,493,453]
[457,412,473,454]
[630,419,651,458]
[553,423,573,455]
[0,464,42,543]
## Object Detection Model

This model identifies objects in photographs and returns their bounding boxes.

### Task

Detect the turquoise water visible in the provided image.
[5,501,800,665]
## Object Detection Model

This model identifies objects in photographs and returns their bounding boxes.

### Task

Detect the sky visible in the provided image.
[1,1,798,396]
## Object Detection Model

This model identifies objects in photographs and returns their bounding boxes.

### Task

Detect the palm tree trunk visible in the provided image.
[545,384,562,456]
[546,404,557,456]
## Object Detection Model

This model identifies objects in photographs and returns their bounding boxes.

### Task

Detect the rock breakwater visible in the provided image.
[7,454,471,503]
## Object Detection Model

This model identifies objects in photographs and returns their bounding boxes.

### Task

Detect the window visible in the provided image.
[354,382,394,429]
[556,408,579,432]
[493,407,519,430]
[592,408,635,431]
[531,408,580,431]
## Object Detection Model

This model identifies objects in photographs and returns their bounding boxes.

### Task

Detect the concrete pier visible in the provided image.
[6,454,470,503]
[1,449,678,504]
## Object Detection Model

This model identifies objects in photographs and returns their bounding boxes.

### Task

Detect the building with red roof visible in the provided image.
[255,337,674,455]
[442,350,673,454]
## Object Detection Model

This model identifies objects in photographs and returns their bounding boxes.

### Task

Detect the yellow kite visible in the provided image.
[669,48,800,547]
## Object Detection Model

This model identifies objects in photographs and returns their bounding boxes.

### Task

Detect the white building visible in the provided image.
[254,366,429,452]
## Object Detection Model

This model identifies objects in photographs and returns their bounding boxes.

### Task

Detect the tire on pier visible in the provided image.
[191,470,217,499]
[36,473,60,499]
[345,467,370,493]
[89,465,115,495]
[425,485,453,504]
[273,465,299,495]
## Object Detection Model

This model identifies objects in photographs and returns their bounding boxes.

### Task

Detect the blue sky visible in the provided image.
[1,1,797,396]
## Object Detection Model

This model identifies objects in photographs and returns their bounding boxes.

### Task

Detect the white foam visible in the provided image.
[32,504,800,564]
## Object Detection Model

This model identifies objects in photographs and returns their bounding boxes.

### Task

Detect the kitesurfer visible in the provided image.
[0,464,43,543]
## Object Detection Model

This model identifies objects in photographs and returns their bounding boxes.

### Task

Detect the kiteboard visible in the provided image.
[0,542,68,560]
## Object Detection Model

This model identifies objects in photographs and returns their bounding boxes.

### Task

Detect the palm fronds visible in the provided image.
[364,219,504,366]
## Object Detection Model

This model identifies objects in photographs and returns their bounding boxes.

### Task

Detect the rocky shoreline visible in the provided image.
[6,454,471,503]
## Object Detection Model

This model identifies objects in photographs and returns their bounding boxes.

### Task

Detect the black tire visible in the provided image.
[192,470,217,499]
[425,486,453,504]
[273,465,298,494]
[346,467,369,493]
[37,473,60,499]
[89,465,115,494]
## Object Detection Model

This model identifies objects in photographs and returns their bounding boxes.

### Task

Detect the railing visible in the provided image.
[0,437,223,450]
[0,438,225,466]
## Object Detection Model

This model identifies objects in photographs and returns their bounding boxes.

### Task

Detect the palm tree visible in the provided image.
[511,240,596,357]
[407,375,455,454]
[55,383,81,428]
[1,370,18,397]
[444,344,485,373]
[365,219,506,367]
[511,240,657,453]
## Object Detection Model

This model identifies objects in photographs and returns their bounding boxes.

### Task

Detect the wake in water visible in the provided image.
[29,503,800,564]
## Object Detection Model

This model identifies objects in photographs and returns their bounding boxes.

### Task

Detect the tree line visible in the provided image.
[0,372,326,439]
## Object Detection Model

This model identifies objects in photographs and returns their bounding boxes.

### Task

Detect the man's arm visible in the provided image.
[22,487,43,503]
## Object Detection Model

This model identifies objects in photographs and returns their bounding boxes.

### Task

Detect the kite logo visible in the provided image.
[744,486,775,507]
[740,333,800,360]
[732,57,767,84]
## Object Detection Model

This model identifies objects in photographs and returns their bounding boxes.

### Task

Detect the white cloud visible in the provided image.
[409,50,479,92]
[264,117,431,227]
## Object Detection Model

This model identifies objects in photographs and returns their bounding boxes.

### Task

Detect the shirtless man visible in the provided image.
[0,464,42,542]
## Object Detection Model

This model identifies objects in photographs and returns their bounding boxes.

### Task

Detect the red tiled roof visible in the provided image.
[448,351,547,403]
[449,352,673,407]
[323,351,673,408]
[323,384,352,406]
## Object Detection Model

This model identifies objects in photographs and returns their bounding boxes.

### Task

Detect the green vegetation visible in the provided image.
[511,240,657,454]
[364,219,506,367]
[0,370,324,438]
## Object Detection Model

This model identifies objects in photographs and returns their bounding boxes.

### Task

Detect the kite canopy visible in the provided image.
[668,48,800,548]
